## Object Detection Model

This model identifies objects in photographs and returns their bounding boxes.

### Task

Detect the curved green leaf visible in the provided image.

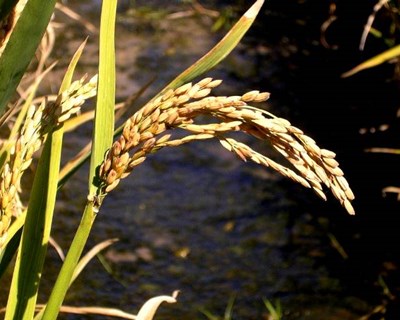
[165,0,265,90]
[0,0,57,114]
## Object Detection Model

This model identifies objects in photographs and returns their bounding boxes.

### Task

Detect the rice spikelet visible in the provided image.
[0,75,97,247]
[96,79,355,215]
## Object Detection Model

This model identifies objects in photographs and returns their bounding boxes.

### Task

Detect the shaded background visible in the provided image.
[240,0,400,318]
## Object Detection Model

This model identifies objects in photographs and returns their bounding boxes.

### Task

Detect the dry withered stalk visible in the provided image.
[97,78,355,215]
[0,75,97,246]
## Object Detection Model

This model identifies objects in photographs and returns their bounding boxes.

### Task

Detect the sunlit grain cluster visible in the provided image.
[98,78,355,215]
[0,75,97,246]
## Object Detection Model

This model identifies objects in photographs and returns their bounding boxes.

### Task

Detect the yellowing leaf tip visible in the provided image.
[244,0,265,18]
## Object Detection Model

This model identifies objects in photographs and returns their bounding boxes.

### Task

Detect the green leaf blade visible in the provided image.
[5,131,63,320]
[0,0,57,114]
[88,0,116,194]
[41,1,117,319]
[166,0,265,90]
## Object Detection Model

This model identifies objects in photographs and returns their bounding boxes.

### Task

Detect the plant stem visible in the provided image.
[39,204,97,320]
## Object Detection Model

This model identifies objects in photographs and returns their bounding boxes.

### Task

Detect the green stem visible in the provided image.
[39,204,97,320]
[40,0,117,316]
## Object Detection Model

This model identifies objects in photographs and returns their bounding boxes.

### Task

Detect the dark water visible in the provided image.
[3,1,400,319]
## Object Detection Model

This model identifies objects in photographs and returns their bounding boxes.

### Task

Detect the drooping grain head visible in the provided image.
[97,78,354,215]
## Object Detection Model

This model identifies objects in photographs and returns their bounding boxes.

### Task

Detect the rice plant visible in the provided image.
[0,0,355,319]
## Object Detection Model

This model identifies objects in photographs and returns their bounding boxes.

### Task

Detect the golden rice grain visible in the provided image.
[0,75,97,246]
[321,149,336,158]
[95,78,355,216]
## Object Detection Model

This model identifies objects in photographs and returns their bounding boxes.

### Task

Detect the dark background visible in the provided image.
[234,0,400,317]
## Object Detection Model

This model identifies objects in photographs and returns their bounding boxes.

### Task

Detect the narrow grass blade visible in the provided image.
[35,205,97,320]
[4,132,63,320]
[342,44,400,77]
[224,295,236,320]
[72,238,119,283]
[6,36,87,312]
[60,38,88,92]
[9,62,57,138]
[327,233,348,259]
[165,0,265,90]
[200,309,219,320]
[32,239,118,319]
[58,143,92,189]
[0,39,88,288]
[41,1,117,319]
[4,33,91,320]
[0,62,56,172]
[64,109,96,132]
[263,299,282,320]
[365,147,400,154]
[88,0,116,195]
[0,0,57,114]
[63,102,125,133]
[49,237,65,261]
